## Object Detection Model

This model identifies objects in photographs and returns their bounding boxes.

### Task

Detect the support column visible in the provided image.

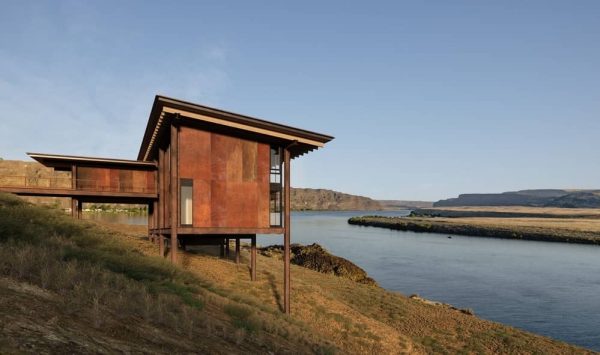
[225,238,230,258]
[235,238,240,264]
[77,199,82,219]
[71,165,77,189]
[251,235,257,281]
[147,203,153,241]
[159,235,165,257]
[170,120,179,264]
[283,146,291,314]
[71,198,77,218]
[153,200,158,243]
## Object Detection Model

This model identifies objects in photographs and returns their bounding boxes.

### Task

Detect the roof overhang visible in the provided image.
[138,95,334,161]
[27,152,157,170]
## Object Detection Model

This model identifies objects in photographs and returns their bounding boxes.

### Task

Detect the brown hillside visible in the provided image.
[291,188,383,211]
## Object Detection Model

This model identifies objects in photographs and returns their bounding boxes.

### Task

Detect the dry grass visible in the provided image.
[0,193,594,354]
[421,216,600,233]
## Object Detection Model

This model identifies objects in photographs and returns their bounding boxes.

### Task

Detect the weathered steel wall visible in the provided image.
[77,167,155,193]
[179,126,270,228]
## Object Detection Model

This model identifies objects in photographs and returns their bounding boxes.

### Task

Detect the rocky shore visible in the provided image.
[259,243,377,285]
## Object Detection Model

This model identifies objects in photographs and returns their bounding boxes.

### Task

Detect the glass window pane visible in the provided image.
[181,179,193,225]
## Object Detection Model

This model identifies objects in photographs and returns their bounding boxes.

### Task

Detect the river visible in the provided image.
[86,210,600,351]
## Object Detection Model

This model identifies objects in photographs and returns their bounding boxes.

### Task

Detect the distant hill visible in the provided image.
[291,188,383,211]
[435,189,600,208]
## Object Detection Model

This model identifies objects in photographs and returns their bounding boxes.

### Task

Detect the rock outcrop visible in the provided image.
[259,243,378,286]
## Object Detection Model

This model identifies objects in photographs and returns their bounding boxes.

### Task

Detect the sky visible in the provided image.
[0,1,599,201]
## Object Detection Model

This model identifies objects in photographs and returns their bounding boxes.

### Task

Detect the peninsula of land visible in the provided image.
[349,207,600,245]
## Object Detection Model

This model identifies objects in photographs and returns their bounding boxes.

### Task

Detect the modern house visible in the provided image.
[0,95,333,313]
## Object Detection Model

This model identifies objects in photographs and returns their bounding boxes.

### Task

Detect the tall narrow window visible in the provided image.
[270,146,282,226]
[180,179,193,226]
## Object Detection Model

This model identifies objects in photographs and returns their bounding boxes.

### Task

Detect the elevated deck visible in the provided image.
[0,174,157,203]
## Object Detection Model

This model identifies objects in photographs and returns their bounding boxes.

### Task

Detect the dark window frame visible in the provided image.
[180,178,193,226]
[270,146,283,227]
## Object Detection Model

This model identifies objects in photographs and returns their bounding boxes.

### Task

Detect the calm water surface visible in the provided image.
[261,210,600,352]
[91,210,600,351]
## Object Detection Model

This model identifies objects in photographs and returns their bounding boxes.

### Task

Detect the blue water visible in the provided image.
[258,211,600,351]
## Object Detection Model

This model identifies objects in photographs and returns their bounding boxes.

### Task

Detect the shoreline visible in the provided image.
[348,215,600,245]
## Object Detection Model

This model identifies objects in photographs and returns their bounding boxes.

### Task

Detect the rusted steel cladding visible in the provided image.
[77,167,155,193]
[178,126,270,228]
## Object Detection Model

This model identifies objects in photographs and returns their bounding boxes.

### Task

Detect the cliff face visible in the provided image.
[0,160,70,208]
[435,189,600,208]
[291,188,383,211]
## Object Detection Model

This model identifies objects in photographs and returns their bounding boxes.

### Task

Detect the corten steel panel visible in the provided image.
[210,134,227,181]
[228,182,258,227]
[179,127,211,179]
[242,140,258,182]
[179,126,212,226]
[226,136,243,183]
[76,167,90,189]
[110,169,120,191]
[146,171,155,192]
[132,170,147,193]
[210,180,227,227]
[171,125,276,230]
[193,179,211,226]
[76,166,155,193]
[118,169,132,192]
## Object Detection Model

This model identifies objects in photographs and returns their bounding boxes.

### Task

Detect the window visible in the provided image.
[180,179,193,226]
[270,146,282,226]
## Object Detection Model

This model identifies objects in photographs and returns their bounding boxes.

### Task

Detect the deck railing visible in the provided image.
[0,175,156,194]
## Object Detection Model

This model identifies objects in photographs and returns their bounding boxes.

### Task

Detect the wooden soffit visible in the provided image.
[138,95,334,161]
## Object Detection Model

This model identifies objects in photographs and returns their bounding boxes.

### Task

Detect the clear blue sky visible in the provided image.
[1,1,599,201]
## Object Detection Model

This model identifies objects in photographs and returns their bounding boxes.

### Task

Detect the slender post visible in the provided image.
[71,165,77,190]
[235,238,240,264]
[251,235,257,281]
[159,147,164,233]
[170,120,179,263]
[152,202,159,242]
[225,238,230,258]
[77,199,82,219]
[159,235,165,257]
[71,198,77,218]
[147,203,152,241]
[283,147,291,314]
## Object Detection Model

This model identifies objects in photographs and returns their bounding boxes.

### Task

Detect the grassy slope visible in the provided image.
[0,193,592,354]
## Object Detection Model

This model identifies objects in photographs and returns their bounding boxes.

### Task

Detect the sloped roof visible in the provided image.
[138,95,334,161]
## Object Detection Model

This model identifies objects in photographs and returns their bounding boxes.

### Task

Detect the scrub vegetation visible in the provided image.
[0,193,593,354]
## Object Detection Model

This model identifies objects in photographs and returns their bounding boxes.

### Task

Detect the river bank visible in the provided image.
[0,193,593,353]
[348,215,600,245]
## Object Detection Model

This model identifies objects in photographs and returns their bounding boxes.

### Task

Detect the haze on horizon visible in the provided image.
[0,1,598,202]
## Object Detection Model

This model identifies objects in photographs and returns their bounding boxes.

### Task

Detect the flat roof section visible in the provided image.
[27,152,157,169]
